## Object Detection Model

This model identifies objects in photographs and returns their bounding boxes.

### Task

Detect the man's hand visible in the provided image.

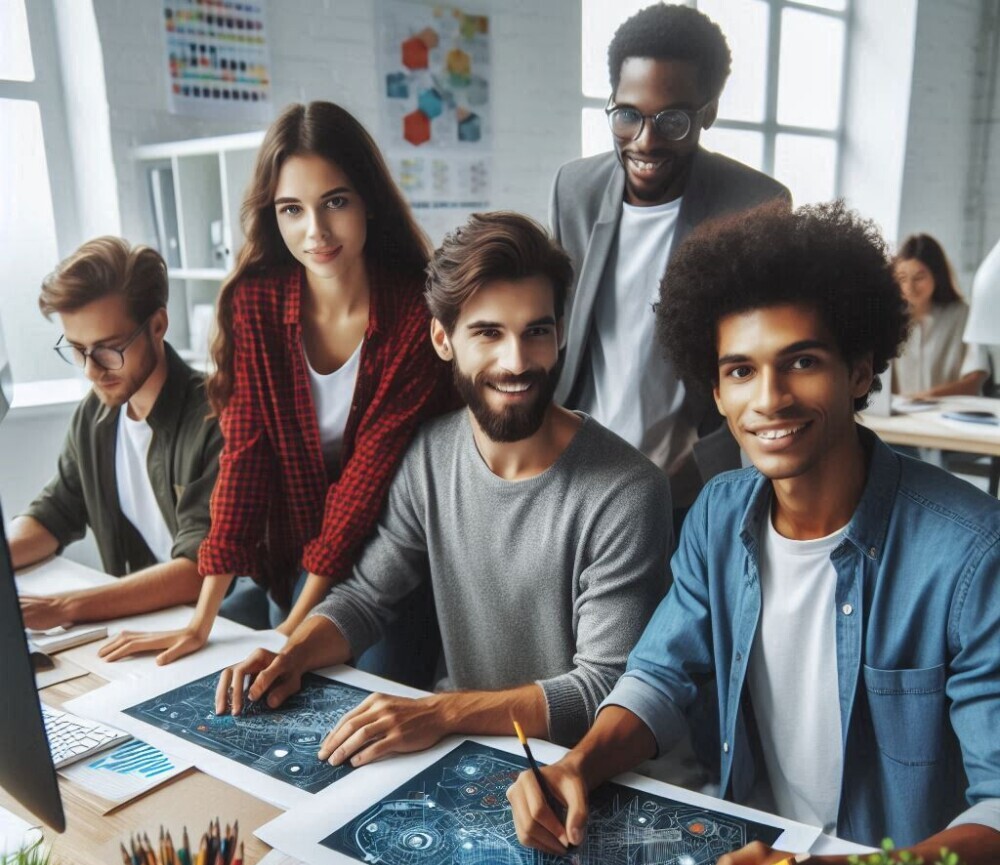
[97,627,207,665]
[317,693,452,767]
[19,595,73,631]
[507,758,589,856]
[214,648,305,716]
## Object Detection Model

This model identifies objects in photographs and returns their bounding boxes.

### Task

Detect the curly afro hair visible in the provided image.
[657,199,910,411]
[608,4,732,99]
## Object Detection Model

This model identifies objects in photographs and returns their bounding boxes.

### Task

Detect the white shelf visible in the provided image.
[169,267,228,281]
[132,131,265,160]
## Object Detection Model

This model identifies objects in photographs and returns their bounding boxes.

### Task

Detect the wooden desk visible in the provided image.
[4,558,284,864]
[860,396,1000,456]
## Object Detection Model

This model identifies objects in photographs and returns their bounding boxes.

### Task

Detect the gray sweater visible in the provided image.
[311,410,672,745]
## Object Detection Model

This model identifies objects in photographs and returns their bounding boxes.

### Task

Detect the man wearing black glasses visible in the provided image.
[552,4,789,524]
[9,237,224,637]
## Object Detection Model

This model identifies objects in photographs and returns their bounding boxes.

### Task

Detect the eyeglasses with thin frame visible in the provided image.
[53,316,152,371]
[605,96,714,142]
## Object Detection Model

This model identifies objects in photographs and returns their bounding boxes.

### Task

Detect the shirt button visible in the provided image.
[842,603,854,616]
[722,741,730,753]
[868,546,877,558]
[735,652,742,662]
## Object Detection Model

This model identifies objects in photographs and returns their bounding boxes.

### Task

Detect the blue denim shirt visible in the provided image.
[604,428,1000,847]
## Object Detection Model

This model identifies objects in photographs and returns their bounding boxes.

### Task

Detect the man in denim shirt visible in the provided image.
[509,201,1000,863]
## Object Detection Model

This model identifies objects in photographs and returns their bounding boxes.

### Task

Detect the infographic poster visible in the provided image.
[378,0,492,238]
[124,670,369,795]
[162,0,272,121]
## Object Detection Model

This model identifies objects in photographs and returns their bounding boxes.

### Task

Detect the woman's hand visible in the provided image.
[97,626,208,665]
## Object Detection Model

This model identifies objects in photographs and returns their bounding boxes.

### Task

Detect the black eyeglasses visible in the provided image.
[605,96,714,142]
[54,317,152,371]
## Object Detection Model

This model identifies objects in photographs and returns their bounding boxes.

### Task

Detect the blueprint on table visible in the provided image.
[321,740,782,864]
[123,670,369,794]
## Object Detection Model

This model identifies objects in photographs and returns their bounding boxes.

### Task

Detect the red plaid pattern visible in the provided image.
[198,265,455,606]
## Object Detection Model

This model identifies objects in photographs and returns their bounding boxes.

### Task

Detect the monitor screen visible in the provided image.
[0,501,66,832]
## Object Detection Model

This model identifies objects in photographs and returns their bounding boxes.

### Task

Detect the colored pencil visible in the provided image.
[231,841,244,865]
[513,720,565,819]
[119,841,131,865]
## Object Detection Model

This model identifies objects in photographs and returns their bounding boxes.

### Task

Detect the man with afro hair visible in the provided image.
[510,201,1000,864]
[552,3,789,526]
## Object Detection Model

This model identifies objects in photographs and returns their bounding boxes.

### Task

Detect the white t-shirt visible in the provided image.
[304,339,363,471]
[893,301,988,395]
[747,515,845,833]
[115,409,175,563]
[577,198,697,485]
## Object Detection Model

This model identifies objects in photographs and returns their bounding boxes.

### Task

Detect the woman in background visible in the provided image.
[893,233,988,397]
[99,101,453,686]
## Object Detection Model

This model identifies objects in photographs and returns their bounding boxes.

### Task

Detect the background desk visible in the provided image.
[860,396,1000,456]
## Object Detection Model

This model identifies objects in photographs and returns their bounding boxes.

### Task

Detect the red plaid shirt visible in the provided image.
[198,264,455,605]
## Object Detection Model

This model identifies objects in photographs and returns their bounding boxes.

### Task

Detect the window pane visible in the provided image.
[701,127,764,171]
[697,0,768,123]
[789,0,846,11]
[582,106,613,158]
[0,0,35,80]
[0,99,60,382]
[777,8,844,130]
[774,133,837,205]
[582,0,676,98]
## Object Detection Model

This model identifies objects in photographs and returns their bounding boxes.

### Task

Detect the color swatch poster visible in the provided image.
[378,0,492,234]
[162,0,272,121]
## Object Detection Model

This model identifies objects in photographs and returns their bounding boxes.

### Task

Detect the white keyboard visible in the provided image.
[41,703,132,769]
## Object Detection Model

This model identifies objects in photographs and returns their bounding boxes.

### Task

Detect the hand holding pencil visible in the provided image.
[506,720,590,856]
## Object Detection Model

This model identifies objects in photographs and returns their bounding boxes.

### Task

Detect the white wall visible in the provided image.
[90,0,581,250]
[897,0,982,284]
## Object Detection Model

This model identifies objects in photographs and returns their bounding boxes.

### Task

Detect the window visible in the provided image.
[0,0,78,383]
[581,0,850,205]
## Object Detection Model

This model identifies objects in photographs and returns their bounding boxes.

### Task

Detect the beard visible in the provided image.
[92,343,157,409]
[453,362,560,443]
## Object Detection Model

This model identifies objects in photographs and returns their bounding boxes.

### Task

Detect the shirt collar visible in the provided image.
[739,424,898,563]
[282,263,385,338]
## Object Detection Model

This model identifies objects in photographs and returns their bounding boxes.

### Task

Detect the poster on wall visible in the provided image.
[378,0,492,240]
[162,0,272,121]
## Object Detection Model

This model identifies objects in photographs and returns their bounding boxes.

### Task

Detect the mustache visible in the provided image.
[475,370,547,388]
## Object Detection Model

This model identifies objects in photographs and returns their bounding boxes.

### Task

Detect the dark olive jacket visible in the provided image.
[23,343,222,575]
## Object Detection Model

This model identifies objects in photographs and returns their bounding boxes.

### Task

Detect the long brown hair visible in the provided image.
[894,233,963,305]
[207,101,430,413]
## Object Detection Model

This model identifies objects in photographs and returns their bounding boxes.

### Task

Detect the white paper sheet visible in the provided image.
[15,555,260,682]
[257,851,303,865]
[60,738,193,809]
[255,734,821,864]
[64,663,425,810]
[0,803,41,857]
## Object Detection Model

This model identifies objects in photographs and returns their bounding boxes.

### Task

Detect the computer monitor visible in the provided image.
[0,314,65,832]
[0,504,65,832]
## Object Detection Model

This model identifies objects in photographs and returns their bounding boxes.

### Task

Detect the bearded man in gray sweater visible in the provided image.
[216,211,672,766]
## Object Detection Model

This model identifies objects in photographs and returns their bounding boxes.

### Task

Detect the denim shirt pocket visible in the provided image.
[862,663,947,766]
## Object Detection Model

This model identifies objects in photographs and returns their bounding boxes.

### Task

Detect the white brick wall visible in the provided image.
[897,0,994,288]
[91,0,581,248]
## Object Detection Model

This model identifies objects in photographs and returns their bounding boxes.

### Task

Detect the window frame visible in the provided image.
[580,0,853,198]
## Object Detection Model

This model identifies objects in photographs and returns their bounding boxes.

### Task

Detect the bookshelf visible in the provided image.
[133,131,264,361]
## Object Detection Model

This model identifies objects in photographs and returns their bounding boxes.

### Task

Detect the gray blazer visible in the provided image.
[551,147,791,408]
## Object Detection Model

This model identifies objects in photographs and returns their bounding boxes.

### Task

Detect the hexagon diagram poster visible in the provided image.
[378,0,492,231]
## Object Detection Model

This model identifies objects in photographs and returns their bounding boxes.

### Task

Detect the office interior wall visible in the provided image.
[90,0,582,249]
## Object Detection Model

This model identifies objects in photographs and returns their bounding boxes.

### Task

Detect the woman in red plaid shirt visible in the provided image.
[100,102,454,680]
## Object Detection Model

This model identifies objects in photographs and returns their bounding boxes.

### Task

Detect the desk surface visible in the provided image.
[861,395,1000,456]
[9,559,875,863]
[5,559,282,865]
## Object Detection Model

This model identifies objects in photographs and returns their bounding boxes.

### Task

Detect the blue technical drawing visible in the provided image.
[124,670,370,794]
[321,740,782,863]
